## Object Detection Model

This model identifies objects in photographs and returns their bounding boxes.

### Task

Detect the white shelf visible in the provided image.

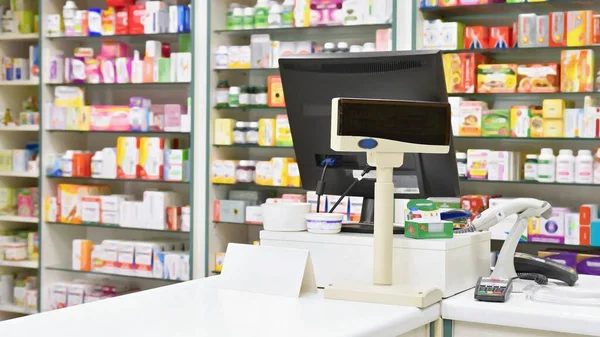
[0,260,38,269]
[0,215,38,223]
[0,33,38,41]
[0,80,38,86]
[0,125,39,132]
[0,304,36,315]
[0,171,39,178]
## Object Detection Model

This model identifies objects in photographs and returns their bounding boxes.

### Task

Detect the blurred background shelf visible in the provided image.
[47,222,190,234]
[214,23,392,36]
[0,216,38,223]
[420,0,600,18]
[0,171,38,178]
[0,125,39,132]
[0,33,38,41]
[0,260,38,269]
[0,304,36,315]
[45,176,189,184]
[45,267,183,283]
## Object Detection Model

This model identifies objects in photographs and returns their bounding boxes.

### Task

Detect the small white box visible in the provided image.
[176,52,191,82]
[101,195,133,212]
[101,211,119,225]
[81,197,101,223]
[101,240,120,273]
[117,241,136,275]
[565,108,582,138]
[153,250,168,279]
[91,244,104,272]
[168,6,178,33]
[245,206,263,224]
[49,283,68,310]
[565,212,580,245]
[134,242,163,277]
[143,191,182,230]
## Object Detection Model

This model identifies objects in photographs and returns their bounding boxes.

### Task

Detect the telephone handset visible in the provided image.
[514,252,579,286]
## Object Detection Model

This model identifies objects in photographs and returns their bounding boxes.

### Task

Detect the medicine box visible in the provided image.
[561,49,595,93]
[550,12,567,47]
[565,212,580,245]
[213,200,252,223]
[567,11,594,46]
[529,207,570,244]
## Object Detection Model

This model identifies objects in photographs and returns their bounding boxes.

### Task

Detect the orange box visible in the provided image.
[439,0,458,6]
[267,75,286,108]
[561,49,595,93]
[594,14,600,45]
[549,12,566,47]
[464,26,489,49]
[516,64,559,93]
[442,53,487,94]
[580,204,598,226]
[490,27,512,49]
[581,225,591,246]
[512,21,518,47]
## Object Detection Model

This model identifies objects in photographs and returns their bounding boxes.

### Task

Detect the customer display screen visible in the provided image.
[337,98,451,146]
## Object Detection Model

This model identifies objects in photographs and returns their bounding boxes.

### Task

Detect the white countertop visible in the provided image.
[0,276,440,337]
[442,275,600,336]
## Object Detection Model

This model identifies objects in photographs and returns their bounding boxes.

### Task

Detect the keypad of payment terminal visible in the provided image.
[474,277,513,303]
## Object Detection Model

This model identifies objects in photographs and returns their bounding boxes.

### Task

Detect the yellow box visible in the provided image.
[78,106,91,131]
[530,107,544,138]
[255,161,273,186]
[542,99,566,119]
[528,217,541,235]
[272,157,293,186]
[215,252,225,272]
[44,196,58,222]
[543,119,564,137]
[275,115,293,147]
[221,160,238,184]
[0,150,12,172]
[561,49,595,92]
[54,87,85,108]
[0,188,16,215]
[288,162,301,187]
[58,184,110,224]
[258,118,276,146]
[214,119,235,145]
[116,137,138,179]
[211,160,224,184]
[567,11,594,47]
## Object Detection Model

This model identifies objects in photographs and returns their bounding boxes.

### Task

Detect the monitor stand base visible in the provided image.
[324,282,442,308]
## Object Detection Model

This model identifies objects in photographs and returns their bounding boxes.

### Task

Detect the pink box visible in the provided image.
[100,58,116,83]
[90,105,131,131]
[85,59,101,84]
[100,41,130,59]
[164,104,186,132]
[149,104,165,131]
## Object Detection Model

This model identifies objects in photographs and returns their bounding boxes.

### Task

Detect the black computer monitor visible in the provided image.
[279,51,459,229]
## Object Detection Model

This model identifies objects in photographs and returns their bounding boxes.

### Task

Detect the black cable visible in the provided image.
[517,273,548,285]
[329,166,373,213]
[315,163,329,213]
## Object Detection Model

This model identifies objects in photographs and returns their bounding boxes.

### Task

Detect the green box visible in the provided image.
[482,109,510,137]
[158,58,171,82]
[405,221,454,239]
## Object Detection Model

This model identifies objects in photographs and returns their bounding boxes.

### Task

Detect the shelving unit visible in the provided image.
[206,0,397,274]
[414,0,600,252]
[37,0,197,314]
[0,1,41,319]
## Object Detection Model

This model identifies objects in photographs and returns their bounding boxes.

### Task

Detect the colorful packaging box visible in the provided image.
[567,10,594,47]
[490,26,512,49]
[116,137,139,179]
[530,107,544,138]
[481,109,510,137]
[510,105,532,137]
[550,12,567,47]
[561,49,594,93]
[576,253,600,275]
[517,64,559,93]
[594,14,600,45]
[477,64,517,93]
[464,26,489,49]
[565,212,580,245]
[267,76,285,108]
[518,13,537,48]
[442,53,487,94]
[529,207,570,244]
[466,149,489,180]
[460,195,496,221]
[275,115,293,147]
[538,251,578,270]
[459,101,487,136]
[536,15,549,47]
[439,0,458,6]
[137,137,172,180]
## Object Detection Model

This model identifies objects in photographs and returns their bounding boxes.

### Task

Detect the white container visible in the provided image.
[215,45,228,69]
[63,0,78,36]
[262,202,311,231]
[556,149,575,183]
[91,151,102,178]
[537,148,556,183]
[305,213,344,234]
[260,230,491,297]
[0,274,14,304]
[61,150,74,177]
[268,4,282,27]
[576,149,594,184]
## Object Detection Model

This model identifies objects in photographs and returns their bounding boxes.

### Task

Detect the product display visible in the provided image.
[0,231,38,262]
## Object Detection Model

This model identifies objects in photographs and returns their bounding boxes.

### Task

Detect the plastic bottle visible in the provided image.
[268,4,282,28]
[239,86,250,107]
[336,42,349,53]
[556,149,575,183]
[229,86,241,107]
[281,0,294,27]
[536,148,555,183]
[349,45,363,53]
[254,0,269,29]
[246,122,259,144]
[575,149,594,184]
[91,151,103,178]
[216,80,230,107]
[63,0,78,36]
[226,3,240,30]
[61,150,74,177]
[131,50,144,83]
[524,154,537,181]
[323,42,336,53]
[243,7,255,29]
[363,42,376,52]
[232,7,244,30]
[215,45,228,69]
[234,122,248,144]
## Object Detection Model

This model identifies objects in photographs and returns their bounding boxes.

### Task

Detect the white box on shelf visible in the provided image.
[117,241,136,275]
[176,52,191,82]
[134,242,163,277]
[101,239,120,273]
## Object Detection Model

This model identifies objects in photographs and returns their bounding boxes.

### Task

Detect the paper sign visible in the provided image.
[218,243,317,298]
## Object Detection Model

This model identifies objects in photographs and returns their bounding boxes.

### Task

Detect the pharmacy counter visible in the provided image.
[442,275,600,337]
[0,276,441,337]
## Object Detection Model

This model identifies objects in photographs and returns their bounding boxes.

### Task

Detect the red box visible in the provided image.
[464,26,490,49]
[116,7,128,35]
[550,12,567,47]
[460,195,498,221]
[128,4,145,34]
[490,27,512,49]
[581,225,591,246]
[593,14,600,45]
[442,53,488,93]
[107,0,134,6]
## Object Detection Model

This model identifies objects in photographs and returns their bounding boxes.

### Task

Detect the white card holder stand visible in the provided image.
[216,243,317,298]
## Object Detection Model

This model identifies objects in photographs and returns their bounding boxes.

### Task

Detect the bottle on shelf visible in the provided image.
[281,0,294,27]
[323,42,336,53]
[254,0,269,29]
[227,3,241,30]
[575,150,593,184]
[524,154,538,181]
[456,152,467,178]
[232,6,244,30]
[62,0,78,36]
[268,4,282,28]
[243,7,255,29]
[537,148,555,183]
[556,149,575,184]
[336,42,349,53]
[229,86,241,107]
